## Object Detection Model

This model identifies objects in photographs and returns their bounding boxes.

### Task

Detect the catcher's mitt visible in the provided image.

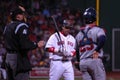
[74,61,80,71]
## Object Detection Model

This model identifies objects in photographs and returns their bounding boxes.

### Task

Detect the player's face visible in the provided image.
[62,27,70,36]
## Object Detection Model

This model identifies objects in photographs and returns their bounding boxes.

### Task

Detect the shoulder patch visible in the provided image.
[22,29,27,34]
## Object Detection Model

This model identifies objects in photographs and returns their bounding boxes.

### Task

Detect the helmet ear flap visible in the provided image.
[83,7,96,24]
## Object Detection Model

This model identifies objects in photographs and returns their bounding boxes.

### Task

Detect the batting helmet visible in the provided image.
[10,8,24,21]
[83,7,96,24]
[63,20,73,29]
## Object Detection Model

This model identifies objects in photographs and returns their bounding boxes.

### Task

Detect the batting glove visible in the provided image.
[64,50,76,57]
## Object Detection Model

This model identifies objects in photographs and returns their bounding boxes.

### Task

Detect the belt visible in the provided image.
[50,59,70,62]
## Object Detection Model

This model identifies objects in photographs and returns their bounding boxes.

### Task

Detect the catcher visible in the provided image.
[75,7,106,80]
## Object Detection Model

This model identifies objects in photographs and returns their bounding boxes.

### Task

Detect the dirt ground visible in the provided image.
[107,71,120,79]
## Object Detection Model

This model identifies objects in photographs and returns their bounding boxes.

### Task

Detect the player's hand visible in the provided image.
[53,47,62,53]
[49,48,63,56]
[64,50,76,57]
[19,5,25,12]
[92,51,99,59]
[37,40,45,48]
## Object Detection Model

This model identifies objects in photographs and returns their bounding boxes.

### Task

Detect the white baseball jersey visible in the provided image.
[76,25,106,60]
[45,32,76,80]
[45,32,76,60]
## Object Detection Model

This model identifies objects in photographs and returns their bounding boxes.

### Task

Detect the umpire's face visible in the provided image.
[16,13,25,21]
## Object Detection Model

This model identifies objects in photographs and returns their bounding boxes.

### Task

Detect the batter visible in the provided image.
[45,20,76,80]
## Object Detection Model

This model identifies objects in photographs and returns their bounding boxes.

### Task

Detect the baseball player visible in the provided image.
[45,20,76,80]
[75,7,106,80]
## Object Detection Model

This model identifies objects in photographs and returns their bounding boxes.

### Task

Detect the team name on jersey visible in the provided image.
[57,41,74,47]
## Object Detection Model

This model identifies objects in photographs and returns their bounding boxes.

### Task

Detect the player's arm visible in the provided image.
[45,47,60,53]
[95,35,106,52]
[45,34,60,53]
[95,28,106,52]
[93,35,106,59]
[93,28,106,58]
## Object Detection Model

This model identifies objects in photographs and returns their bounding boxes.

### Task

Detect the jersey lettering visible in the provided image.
[57,41,64,45]
[67,41,73,46]
[79,44,94,52]
[57,41,74,47]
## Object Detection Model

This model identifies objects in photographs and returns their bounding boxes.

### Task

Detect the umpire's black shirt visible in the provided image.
[3,21,38,52]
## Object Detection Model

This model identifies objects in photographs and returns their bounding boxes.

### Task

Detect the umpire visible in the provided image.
[3,6,44,80]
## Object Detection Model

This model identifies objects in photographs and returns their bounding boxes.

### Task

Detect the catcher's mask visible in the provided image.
[83,7,96,24]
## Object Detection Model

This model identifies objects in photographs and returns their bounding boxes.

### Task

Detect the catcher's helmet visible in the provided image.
[83,7,96,24]
[10,8,24,21]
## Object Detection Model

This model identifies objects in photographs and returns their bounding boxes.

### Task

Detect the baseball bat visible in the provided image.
[51,16,65,55]
[51,16,63,44]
